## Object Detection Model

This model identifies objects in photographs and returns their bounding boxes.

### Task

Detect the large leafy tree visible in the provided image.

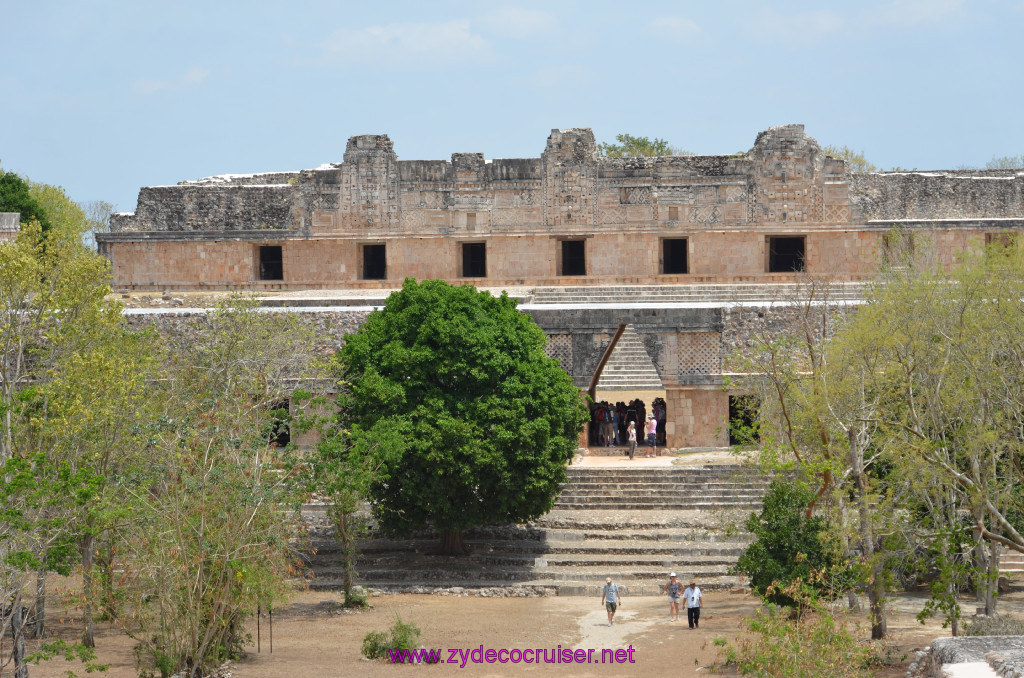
[341,279,588,555]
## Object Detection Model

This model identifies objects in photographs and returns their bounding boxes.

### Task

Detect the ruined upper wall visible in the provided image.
[106,125,1023,238]
[851,170,1024,221]
[111,185,295,233]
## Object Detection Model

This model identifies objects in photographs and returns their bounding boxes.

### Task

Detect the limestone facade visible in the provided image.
[98,125,1024,290]
[102,125,1024,450]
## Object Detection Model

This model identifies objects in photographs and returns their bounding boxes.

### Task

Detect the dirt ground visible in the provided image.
[25,585,1022,678]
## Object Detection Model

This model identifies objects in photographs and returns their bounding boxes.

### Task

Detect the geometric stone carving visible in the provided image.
[824,204,851,223]
[693,205,721,224]
[677,332,720,376]
[545,334,573,371]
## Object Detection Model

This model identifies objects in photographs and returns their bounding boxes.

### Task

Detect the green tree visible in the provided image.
[844,247,1024,621]
[112,298,322,677]
[0,214,123,673]
[341,279,588,555]
[599,133,689,158]
[822,145,877,172]
[0,170,51,232]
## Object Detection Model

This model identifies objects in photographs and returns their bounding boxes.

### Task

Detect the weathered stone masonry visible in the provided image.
[99,125,1024,291]
[104,124,1024,448]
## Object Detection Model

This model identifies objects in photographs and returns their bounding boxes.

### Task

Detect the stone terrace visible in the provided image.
[303,457,768,596]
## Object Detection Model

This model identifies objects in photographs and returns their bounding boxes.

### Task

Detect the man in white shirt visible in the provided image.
[683,580,702,629]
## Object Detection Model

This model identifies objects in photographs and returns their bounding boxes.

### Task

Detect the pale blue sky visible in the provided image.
[2,0,1022,213]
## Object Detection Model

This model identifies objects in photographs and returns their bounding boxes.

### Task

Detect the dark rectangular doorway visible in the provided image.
[768,236,805,272]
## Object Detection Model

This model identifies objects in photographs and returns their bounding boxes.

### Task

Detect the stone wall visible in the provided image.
[111,184,296,233]
[0,212,18,241]
[109,124,855,239]
[117,295,866,450]
[852,170,1024,221]
[124,308,371,356]
[100,124,1024,291]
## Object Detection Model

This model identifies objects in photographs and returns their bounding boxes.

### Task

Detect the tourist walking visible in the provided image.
[601,577,622,626]
[644,414,658,457]
[684,579,702,629]
[663,572,682,621]
[626,421,637,460]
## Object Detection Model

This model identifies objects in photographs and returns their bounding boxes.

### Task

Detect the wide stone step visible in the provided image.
[566,464,755,474]
[317,542,749,561]
[552,502,762,511]
[535,510,754,530]
[564,482,768,490]
[558,488,764,497]
[307,577,740,595]
[570,530,752,543]
[536,554,739,567]
[338,564,734,584]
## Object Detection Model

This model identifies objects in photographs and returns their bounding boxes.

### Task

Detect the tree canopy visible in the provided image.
[341,278,588,554]
[731,242,1024,637]
[599,133,689,158]
[0,170,51,232]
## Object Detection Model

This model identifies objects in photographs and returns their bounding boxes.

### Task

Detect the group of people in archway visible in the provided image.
[589,397,667,452]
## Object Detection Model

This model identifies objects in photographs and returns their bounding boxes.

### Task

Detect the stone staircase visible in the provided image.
[303,464,768,596]
[529,282,869,305]
[595,325,662,391]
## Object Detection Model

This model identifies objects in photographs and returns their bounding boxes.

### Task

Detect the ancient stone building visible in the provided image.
[99,124,1024,289]
[102,125,1024,449]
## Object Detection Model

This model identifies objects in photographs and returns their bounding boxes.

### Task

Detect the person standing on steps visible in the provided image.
[601,577,621,626]
[626,421,637,460]
[644,414,658,457]
[684,579,703,629]
[663,572,682,621]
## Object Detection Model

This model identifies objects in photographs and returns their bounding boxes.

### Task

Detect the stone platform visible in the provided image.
[302,457,767,596]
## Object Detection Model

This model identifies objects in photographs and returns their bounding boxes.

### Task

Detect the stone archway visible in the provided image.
[526,306,730,449]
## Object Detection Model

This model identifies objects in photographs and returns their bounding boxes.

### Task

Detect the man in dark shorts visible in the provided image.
[663,572,682,621]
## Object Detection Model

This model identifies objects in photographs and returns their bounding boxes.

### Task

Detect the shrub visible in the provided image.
[361,616,422,660]
[361,631,390,660]
[716,584,876,677]
[733,479,849,606]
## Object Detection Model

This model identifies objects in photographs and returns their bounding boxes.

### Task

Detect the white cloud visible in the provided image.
[479,7,558,40]
[318,20,487,69]
[133,67,210,96]
[649,16,703,44]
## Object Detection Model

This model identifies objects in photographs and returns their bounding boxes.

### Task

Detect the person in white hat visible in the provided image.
[684,579,703,629]
[663,572,682,621]
[644,414,658,457]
